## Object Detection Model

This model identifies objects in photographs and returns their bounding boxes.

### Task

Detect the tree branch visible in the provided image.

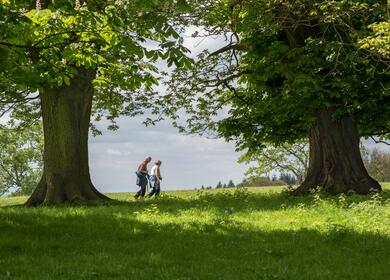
[0,94,39,105]
[282,146,308,168]
[223,81,249,106]
[208,43,247,57]
[208,69,252,87]
[261,150,299,177]
[370,136,390,146]
[0,41,30,49]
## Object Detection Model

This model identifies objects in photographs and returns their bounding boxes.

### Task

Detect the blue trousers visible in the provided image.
[148,175,161,197]
[135,172,148,198]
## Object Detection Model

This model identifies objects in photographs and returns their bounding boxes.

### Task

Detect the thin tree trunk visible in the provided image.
[25,68,109,206]
[294,109,382,195]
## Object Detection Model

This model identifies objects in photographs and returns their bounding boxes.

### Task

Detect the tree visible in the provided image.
[0,0,193,205]
[164,0,389,194]
[216,181,223,188]
[0,123,43,196]
[227,180,235,188]
[239,140,308,184]
[279,173,297,185]
[237,176,285,187]
[361,146,390,182]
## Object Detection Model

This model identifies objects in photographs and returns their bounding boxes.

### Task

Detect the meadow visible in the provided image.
[0,185,389,280]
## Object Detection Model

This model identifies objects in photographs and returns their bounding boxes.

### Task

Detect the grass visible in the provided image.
[0,184,389,280]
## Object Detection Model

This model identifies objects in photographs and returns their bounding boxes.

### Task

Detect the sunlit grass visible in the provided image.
[0,184,389,279]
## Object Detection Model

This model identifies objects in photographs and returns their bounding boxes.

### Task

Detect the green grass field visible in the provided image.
[1,185,389,280]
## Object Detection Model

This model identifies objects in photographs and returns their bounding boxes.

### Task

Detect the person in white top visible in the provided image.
[148,160,162,197]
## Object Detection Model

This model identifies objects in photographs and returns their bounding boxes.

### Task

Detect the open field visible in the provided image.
[1,184,389,280]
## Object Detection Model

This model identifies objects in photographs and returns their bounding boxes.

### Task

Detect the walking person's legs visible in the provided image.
[148,187,156,197]
[134,186,145,198]
[152,181,161,197]
[147,175,157,197]
[134,185,146,198]
[155,187,160,196]
[140,184,146,197]
[135,172,148,199]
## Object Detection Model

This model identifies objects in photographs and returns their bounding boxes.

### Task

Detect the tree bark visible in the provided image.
[293,109,382,195]
[25,68,109,206]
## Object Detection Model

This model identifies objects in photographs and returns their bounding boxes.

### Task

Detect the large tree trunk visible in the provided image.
[25,68,109,206]
[293,109,381,195]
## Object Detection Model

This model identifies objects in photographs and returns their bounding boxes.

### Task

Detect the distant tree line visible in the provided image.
[361,146,390,182]
[0,123,43,196]
[199,174,298,190]
[215,180,235,189]
[237,173,296,188]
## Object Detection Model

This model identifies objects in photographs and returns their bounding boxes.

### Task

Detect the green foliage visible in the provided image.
[360,20,390,59]
[0,122,43,196]
[0,0,194,129]
[164,0,390,151]
[237,176,286,187]
[279,172,297,185]
[0,185,389,279]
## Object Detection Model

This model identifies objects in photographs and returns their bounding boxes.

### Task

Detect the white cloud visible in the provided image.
[106,148,122,156]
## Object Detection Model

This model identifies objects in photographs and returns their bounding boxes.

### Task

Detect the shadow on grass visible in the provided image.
[0,200,389,279]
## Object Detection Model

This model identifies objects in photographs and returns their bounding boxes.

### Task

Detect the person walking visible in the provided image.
[134,156,151,199]
[148,160,162,197]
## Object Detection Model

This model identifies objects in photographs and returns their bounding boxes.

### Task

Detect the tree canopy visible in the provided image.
[0,0,193,129]
[164,0,390,150]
